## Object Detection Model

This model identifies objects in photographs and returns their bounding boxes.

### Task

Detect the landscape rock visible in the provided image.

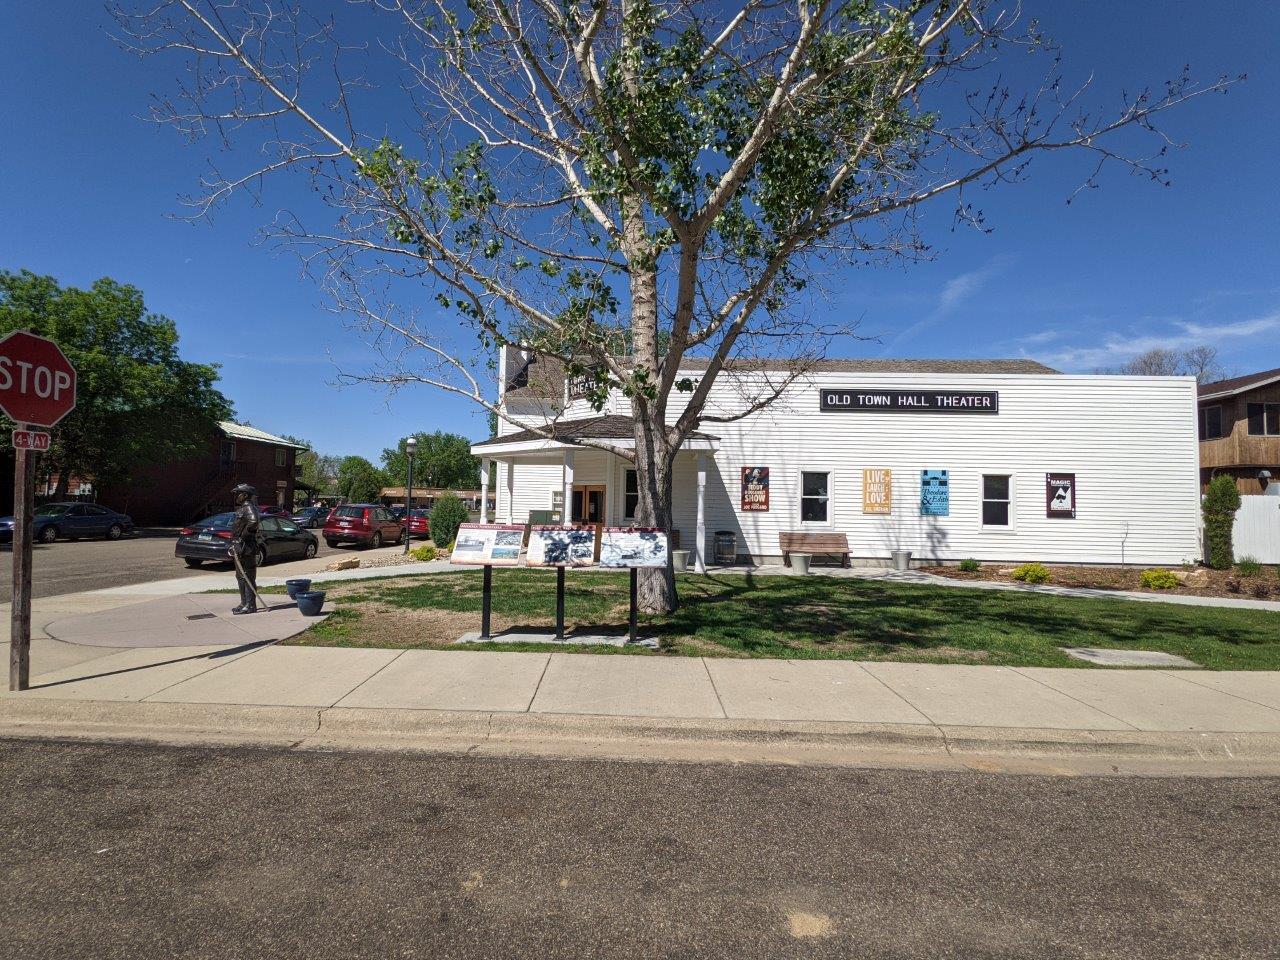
[1172,569,1208,587]
[326,557,361,571]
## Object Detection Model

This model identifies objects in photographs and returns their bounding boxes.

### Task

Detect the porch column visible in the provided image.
[562,451,575,527]
[504,461,514,523]
[479,459,491,523]
[695,454,708,573]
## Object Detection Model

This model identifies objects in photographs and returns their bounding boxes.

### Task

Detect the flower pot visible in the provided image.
[672,549,690,572]
[791,553,812,575]
[285,578,312,600]
[297,591,326,616]
[892,550,912,572]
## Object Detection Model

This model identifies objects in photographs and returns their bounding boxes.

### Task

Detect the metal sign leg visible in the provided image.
[555,566,566,640]
[480,564,492,640]
[9,437,34,691]
[629,567,638,645]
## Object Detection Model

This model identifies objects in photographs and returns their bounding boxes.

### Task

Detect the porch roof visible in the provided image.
[471,415,718,457]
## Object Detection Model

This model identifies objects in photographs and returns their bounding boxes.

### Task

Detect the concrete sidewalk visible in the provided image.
[3,645,1279,775]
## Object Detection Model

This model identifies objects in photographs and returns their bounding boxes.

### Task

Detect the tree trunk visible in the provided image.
[633,412,678,615]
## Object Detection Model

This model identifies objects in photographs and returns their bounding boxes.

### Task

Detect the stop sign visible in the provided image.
[0,331,77,428]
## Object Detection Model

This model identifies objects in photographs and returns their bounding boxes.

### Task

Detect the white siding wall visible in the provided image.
[494,370,1202,565]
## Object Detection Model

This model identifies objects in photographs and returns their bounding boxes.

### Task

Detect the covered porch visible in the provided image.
[471,416,719,572]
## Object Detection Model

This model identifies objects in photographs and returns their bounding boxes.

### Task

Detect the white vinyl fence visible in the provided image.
[1233,495,1280,563]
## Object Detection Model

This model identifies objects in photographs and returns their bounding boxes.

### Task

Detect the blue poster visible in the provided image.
[920,470,949,516]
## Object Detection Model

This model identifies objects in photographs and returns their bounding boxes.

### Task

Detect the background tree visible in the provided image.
[284,436,342,498]
[336,455,387,503]
[382,431,480,491]
[1100,346,1227,383]
[0,269,231,496]
[120,1,1234,612]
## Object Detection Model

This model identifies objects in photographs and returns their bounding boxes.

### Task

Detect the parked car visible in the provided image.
[323,504,405,549]
[407,508,430,540]
[0,502,134,544]
[258,505,290,518]
[175,512,319,568]
[291,506,331,528]
[389,506,408,522]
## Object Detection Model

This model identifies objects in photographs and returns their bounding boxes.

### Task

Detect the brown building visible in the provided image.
[1198,367,1280,493]
[99,421,307,525]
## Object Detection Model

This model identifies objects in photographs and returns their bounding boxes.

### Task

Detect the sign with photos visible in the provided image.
[862,468,892,514]
[599,528,668,568]
[740,467,770,511]
[527,525,597,567]
[920,470,950,517]
[449,524,525,566]
[1046,473,1077,519]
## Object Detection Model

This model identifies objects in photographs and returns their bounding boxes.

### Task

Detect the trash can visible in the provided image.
[714,530,737,566]
[892,550,912,572]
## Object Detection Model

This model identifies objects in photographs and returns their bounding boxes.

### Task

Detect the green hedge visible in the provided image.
[429,492,469,550]
[1202,475,1241,570]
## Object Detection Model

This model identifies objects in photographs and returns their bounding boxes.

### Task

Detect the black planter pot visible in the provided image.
[285,578,312,600]
[297,591,326,616]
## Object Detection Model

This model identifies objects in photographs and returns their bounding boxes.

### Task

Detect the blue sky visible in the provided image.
[2,2,1278,461]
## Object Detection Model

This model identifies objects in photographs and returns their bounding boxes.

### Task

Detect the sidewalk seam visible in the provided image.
[700,658,729,720]
[852,663,935,726]
[523,653,554,713]
[330,650,408,708]
[1161,670,1280,715]
[1009,667,1140,731]
[139,644,275,703]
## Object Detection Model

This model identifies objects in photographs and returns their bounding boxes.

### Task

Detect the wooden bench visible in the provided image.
[779,532,851,568]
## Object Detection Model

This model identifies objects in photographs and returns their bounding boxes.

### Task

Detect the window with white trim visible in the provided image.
[623,469,639,520]
[275,448,288,468]
[981,474,1012,527]
[800,471,830,523]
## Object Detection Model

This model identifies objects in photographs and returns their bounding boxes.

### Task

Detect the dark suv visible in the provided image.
[323,504,405,549]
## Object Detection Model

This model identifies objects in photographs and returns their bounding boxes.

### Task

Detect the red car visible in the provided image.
[258,505,290,518]
[407,508,430,539]
[323,504,405,549]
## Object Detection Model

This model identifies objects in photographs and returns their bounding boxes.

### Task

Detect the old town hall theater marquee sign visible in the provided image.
[819,388,999,414]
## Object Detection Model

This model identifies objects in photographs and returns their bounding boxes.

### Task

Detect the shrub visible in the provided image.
[408,543,438,562]
[1010,562,1050,584]
[958,558,981,573]
[1202,475,1242,570]
[1252,582,1272,600]
[1236,556,1262,578]
[1139,569,1179,590]
[429,493,469,551]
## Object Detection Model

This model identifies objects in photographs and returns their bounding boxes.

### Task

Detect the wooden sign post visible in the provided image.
[0,332,78,691]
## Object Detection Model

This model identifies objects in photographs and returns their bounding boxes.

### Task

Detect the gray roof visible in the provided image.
[218,421,308,449]
[475,415,711,448]
[1199,366,1280,400]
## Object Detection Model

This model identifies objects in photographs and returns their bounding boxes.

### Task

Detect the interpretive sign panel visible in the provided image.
[820,388,998,414]
[740,467,770,511]
[527,525,596,567]
[449,523,525,565]
[862,468,892,514]
[599,528,668,568]
[920,470,950,517]
[1046,473,1077,519]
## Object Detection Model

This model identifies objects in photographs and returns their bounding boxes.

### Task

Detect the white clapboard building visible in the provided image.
[471,347,1202,569]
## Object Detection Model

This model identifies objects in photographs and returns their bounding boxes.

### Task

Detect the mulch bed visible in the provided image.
[919,563,1280,601]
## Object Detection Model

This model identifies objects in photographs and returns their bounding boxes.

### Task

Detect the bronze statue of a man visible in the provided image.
[229,483,261,614]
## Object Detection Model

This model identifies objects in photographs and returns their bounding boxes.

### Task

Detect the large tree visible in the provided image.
[382,431,481,491]
[336,455,388,503]
[1100,346,1227,384]
[118,1,1233,612]
[0,270,231,496]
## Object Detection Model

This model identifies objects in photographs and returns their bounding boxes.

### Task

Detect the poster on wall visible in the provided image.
[527,525,597,567]
[1046,473,1077,519]
[741,467,770,511]
[862,468,892,514]
[599,528,669,568]
[449,524,526,566]
[920,470,950,517]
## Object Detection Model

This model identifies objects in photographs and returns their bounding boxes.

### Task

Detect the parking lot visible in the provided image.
[0,528,354,603]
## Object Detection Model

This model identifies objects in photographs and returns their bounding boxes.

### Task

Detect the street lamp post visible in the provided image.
[404,435,417,554]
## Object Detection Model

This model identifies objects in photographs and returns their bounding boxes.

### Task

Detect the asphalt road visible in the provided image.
[0,528,350,603]
[1,739,1277,960]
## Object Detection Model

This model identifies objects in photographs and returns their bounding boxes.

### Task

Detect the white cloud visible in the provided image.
[1031,311,1280,371]
[882,255,1015,355]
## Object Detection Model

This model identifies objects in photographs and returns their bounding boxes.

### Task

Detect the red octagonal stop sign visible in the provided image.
[0,331,77,428]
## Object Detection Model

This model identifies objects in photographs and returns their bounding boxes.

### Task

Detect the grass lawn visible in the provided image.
[283,569,1280,669]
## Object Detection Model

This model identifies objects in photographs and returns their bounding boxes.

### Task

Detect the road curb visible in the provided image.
[1,698,1278,775]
